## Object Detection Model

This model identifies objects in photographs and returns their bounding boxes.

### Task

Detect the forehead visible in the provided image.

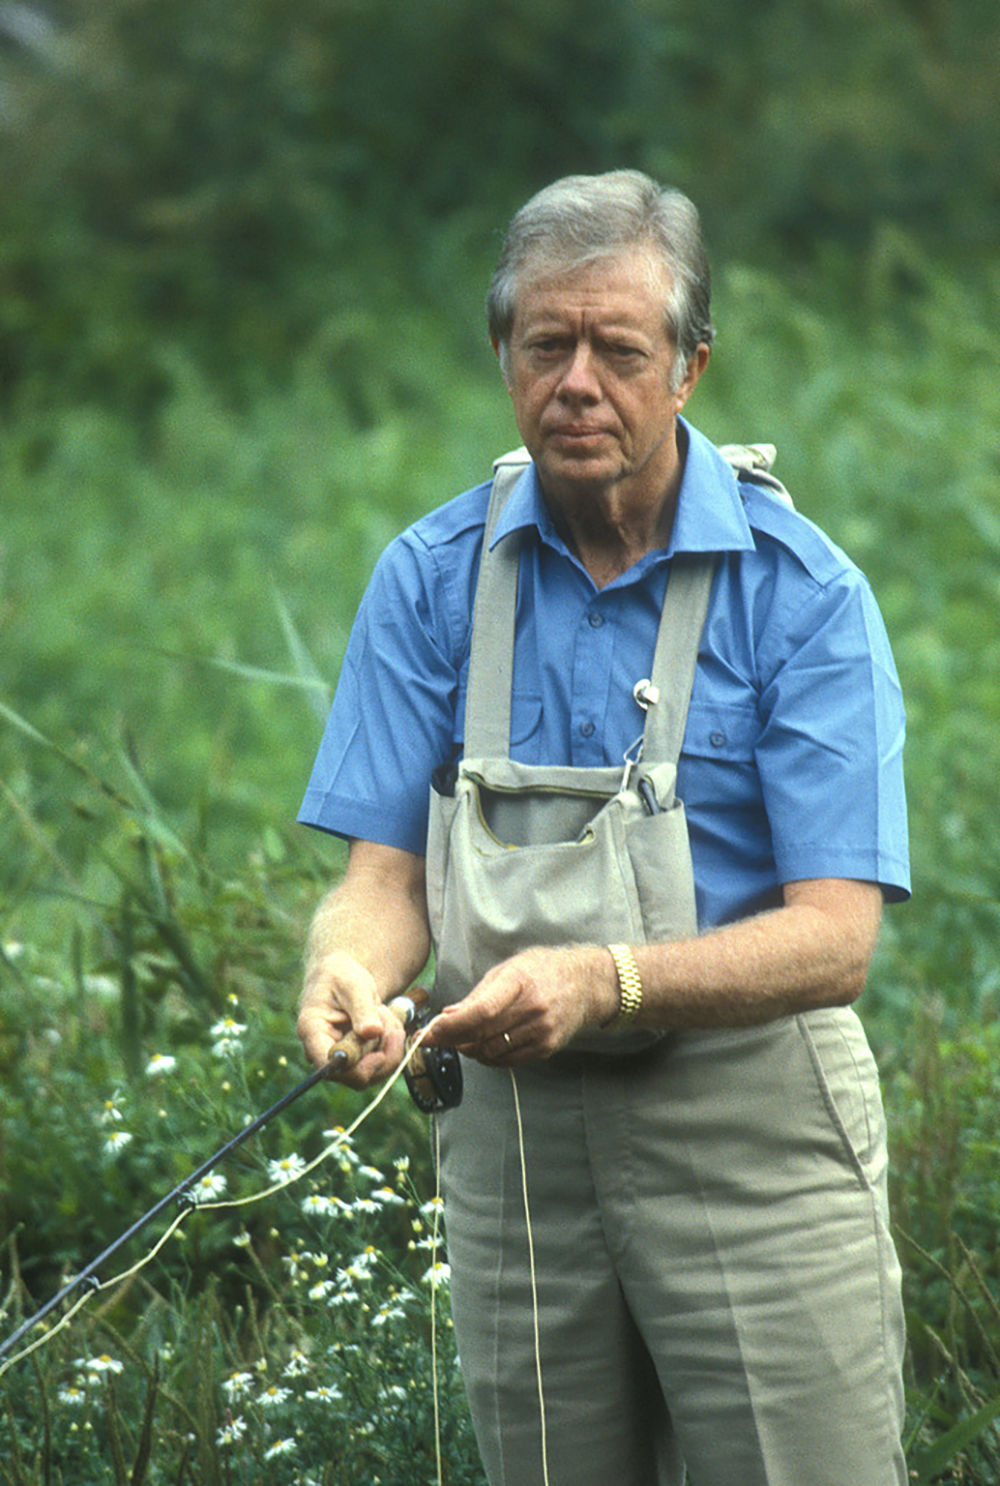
[513,246,672,332]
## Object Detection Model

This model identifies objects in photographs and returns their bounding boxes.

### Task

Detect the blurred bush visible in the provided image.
[1,0,997,419]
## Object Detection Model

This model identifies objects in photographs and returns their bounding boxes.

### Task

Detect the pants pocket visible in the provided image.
[796,1008,886,1189]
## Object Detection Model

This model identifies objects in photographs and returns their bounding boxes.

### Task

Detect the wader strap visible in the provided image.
[639,553,716,765]
[464,451,716,766]
[464,453,529,758]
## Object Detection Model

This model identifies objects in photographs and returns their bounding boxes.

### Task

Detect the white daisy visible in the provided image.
[323,1129,358,1165]
[216,1415,247,1446]
[210,1017,248,1058]
[301,1193,336,1217]
[263,1438,297,1459]
[102,1131,133,1157]
[221,1371,254,1399]
[348,1197,380,1214]
[304,1384,343,1404]
[371,1186,405,1208]
[328,1288,360,1308]
[145,1053,177,1076]
[282,1350,311,1379]
[372,1303,407,1327]
[267,1154,307,1185]
[80,1354,124,1375]
[187,1172,227,1204]
[422,1261,451,1289]
[257,1384,292,1408]
[210,1017,247,1040]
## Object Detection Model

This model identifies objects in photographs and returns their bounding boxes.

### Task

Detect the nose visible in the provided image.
[557,341,601,402]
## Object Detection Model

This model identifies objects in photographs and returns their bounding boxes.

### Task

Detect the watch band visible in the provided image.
[607,943,643,1028]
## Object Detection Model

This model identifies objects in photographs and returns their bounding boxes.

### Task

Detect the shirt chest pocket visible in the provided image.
[680,701,763,813]
[682,700,761,763]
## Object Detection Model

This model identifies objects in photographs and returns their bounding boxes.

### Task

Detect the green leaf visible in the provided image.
[910,1393,1000,1483]
[273,583,332,725]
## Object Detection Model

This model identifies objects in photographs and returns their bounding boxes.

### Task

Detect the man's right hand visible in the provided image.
[297,950,407,1089]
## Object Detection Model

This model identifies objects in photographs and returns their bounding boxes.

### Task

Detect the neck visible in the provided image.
[546,422,688,587]
[538,419,689,588]
[550,483,678,588]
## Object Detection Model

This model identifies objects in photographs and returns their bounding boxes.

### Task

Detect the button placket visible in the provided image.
[571,598,615,763]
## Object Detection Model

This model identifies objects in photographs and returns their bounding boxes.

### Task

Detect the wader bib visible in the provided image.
[427,452,907,1486]
[426,449,713,1049]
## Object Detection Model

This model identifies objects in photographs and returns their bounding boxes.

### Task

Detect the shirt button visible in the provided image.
[580,720,596,738]
[710,731,727,748]
[587,611,604,628]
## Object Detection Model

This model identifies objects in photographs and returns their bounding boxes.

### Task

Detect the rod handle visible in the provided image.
[326,985,430,1073]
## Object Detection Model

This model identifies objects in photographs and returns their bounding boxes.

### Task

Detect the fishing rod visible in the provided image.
[0,989,461,1366]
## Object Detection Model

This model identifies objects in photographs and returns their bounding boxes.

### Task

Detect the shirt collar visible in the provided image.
[489,417,755,558]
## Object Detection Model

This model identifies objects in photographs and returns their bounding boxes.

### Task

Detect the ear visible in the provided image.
[491,335,514,392]
[673,343,711,410]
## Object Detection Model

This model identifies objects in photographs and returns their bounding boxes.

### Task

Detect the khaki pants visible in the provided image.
[438,1008,906,1486]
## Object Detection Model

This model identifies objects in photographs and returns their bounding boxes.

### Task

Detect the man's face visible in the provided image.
[500,247,707,509]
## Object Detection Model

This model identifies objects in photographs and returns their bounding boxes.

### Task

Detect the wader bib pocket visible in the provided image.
[426,450,716,1055]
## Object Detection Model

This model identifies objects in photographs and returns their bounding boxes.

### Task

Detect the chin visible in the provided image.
[544,452,622,486]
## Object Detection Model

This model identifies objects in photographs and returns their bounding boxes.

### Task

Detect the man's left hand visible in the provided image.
[423,945,618,1065]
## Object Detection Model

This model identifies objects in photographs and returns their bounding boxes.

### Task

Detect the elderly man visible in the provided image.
[296,171,909,1486]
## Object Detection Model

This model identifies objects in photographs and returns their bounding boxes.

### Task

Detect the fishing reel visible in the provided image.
[398,988,463,1113]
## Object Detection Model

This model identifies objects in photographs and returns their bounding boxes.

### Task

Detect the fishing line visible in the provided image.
[431,1113,445,1486]
[0,1030,432,1380]
[510,1067,550,1486]
[0,1289,94,1376]
[101,1208,190,1290]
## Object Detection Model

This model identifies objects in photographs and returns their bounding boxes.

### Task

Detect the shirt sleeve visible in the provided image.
[297,529,467,854]
[755,564,910,900]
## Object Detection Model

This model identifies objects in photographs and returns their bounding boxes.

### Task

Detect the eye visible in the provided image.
[606,342,644,362]
[529,337,568,357]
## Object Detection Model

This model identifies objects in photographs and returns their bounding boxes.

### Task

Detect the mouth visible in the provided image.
[547,426,611,444]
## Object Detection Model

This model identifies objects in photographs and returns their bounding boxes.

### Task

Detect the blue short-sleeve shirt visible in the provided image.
[299,418,910,930]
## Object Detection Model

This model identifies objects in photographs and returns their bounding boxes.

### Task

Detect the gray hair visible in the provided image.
[487,170,715,382]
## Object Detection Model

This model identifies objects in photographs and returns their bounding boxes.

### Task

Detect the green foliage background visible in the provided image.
[1,0,999,1479]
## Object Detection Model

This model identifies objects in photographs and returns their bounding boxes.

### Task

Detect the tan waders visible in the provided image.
[427,456,906,1486]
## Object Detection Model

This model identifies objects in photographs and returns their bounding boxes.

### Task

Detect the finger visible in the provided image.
[297,1004,349,1070]
[329,982,385,1044]
[329,1020,407,1090]
[325,1000,408,1074]
[463,1028,516,1063]
[459,1028,537,1069]
[496,1028,517,1059]
[325,1026,379,1075]
[423,983,515,1046]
